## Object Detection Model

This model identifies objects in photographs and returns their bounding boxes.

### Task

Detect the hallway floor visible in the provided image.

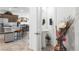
[42,44,54,51]
[0,32,32,51]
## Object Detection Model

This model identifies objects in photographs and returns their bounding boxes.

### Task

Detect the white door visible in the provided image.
[29,7,42,51]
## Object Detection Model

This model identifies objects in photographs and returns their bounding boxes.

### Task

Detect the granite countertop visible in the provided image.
[0,31,14,34]
[0,29,22,34]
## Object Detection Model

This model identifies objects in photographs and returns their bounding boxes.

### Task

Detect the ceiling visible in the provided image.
[0,7,30,14]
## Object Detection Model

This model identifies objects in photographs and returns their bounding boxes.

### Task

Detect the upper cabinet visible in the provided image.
[0,14,18,22]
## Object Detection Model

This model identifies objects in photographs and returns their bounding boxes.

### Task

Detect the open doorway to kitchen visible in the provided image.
[0,7,31,51]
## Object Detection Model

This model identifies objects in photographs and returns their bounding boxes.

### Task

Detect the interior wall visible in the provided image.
[66,23,75,51]
[46,7,56,46]
[74,8,79,50]
[56,7,76,25]
[41,7,56,48]
[55,7,76,51]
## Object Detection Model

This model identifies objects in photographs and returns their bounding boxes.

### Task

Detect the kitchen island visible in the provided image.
[0,29,23,43]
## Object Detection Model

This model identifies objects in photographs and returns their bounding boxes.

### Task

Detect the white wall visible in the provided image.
[46,7,56,46]
[66,23,75,51]
[55,7,76,24]
[74,8,79,50]
[55,7,76,51]
[41,7,56,48]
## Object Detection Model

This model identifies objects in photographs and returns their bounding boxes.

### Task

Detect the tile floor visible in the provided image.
[0,32,32,51]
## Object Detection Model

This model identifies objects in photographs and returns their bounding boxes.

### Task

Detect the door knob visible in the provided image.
[34,33,40,35]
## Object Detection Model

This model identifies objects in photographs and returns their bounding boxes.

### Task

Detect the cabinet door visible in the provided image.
[4,33,15,43]
[0,14,18,22]
[3,15,18,22]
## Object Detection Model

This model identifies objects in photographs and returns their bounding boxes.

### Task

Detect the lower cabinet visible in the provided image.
[4,32,15,43]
